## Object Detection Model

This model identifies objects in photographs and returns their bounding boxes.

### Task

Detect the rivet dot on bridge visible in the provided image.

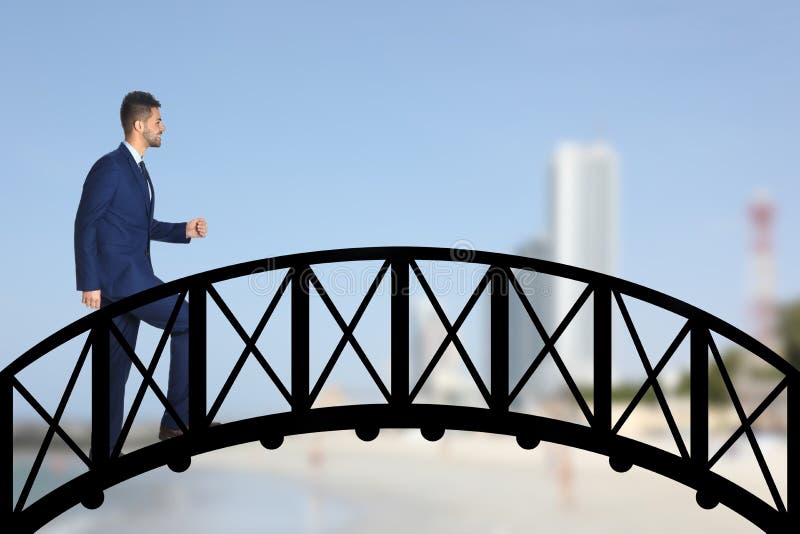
[695,490,719,510]
[260,435,284,450]
[167,456,191,473]
[355,427,380,442]
[609,456,632,473]
[421,427,445,442]
[516,434,540,450]
[80,490,104,510]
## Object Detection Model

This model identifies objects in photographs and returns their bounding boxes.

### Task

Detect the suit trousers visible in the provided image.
[101,293,190,453]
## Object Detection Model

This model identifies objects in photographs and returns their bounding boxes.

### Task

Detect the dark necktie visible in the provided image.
[138,160,154,212]
[139,160,154,258]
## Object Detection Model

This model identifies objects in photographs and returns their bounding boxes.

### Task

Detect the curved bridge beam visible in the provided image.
[11,406,788,533]
[2,247,798,533]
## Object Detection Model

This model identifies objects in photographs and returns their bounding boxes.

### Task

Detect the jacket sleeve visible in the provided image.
[74,158,119,291]
[150,219,191,244]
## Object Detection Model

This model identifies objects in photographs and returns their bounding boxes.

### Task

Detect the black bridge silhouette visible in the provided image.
[2,247,798,532]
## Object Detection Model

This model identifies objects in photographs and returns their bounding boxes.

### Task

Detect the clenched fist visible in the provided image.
[186,217,207,239]
[82,290,101,310]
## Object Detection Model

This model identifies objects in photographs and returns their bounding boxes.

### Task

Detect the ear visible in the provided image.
[133,119,143,133]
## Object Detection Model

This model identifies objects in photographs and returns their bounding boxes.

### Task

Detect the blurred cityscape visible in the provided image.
[414,139,789,432]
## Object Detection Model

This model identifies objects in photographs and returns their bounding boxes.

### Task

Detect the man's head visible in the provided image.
[120,91,165,150]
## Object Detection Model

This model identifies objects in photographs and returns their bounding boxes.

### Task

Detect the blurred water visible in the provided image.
[31,456,354,534]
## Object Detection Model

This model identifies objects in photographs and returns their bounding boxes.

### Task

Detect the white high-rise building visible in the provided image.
[549,141,620,385]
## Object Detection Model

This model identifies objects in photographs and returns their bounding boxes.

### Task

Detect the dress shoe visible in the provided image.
[158,421,221,441]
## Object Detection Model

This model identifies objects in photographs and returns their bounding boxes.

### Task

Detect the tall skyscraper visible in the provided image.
[549,141,620,385]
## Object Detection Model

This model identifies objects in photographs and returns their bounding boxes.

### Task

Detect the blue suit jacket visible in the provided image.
[74,143,189,299]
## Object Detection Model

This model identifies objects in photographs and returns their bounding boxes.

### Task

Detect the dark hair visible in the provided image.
[120,91,161,135]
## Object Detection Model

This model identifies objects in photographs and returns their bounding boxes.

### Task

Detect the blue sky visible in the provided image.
[1,2,799,416]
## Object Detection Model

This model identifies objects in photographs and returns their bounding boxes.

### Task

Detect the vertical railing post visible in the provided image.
[593,285,612,438]
[391,257,410,408]
[0,374,12,520]
[292,266,311,412]
[91,324,110,466]
[788,374,799,525]
[690,324,709,471]
[491,267,509,411]
[189,285,207,432]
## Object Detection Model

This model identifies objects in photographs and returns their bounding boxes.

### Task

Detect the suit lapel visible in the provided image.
[117,143,151,216]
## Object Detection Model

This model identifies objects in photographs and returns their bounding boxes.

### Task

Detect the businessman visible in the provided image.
[74,91,208,453]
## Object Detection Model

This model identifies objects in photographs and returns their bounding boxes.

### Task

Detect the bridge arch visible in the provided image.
[2,247,798,532]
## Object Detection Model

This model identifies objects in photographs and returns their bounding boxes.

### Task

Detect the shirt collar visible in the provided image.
[123,140,144,165]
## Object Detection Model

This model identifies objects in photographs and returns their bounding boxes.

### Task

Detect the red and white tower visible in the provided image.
[748,191,778,351]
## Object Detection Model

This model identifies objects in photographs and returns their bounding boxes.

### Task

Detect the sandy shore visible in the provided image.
[29,426,786,532]
[177,429,770,533]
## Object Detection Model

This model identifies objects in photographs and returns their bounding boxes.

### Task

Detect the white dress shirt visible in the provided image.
[123,140,153,202]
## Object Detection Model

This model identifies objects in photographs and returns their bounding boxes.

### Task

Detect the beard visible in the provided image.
[143,127,162,147]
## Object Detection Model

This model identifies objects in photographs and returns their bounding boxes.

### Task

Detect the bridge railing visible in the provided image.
[2,247,798,532]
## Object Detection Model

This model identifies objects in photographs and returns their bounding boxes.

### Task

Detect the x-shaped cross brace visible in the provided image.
[13,334,92,512]
[707,335,786,512]
[408,260,491,405]
[612,291,691,460]
[307,262,392,406]
[507,270,594,425]
[206,278,293,421]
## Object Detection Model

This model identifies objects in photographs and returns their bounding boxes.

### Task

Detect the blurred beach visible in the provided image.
[32,428,770,533]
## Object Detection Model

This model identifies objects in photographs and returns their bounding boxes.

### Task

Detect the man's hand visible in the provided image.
[82,290,101,310]
[186,217,207,239]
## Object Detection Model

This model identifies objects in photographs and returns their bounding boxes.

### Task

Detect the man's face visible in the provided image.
[141,107,165,148]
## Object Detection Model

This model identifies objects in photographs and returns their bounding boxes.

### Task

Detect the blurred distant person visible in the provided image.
[74,91,208,454]
[543,397,576,509]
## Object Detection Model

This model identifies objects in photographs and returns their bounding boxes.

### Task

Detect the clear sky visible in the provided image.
[1,2,799,416]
